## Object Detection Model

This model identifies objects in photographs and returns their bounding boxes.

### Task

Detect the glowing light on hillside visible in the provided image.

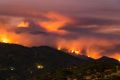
[69,49,80,55]
[74,50,80,55]
[57,46,61,50]
[36,64,44,69]
[10,67,15,71]
[109,53,120,61]
[65,48,80,55]
[1,38,9,43]
[17,21,29,28]
[57,45,81,55]
[86,48,102,59]
[118,59,120,62]
[0,36,11,43]
[86,52,102,59]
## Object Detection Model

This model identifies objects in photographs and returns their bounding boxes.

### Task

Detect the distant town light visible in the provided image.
[37,64,44,69]
[10,67,15,71]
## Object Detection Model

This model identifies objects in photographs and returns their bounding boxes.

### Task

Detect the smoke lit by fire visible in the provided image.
[109,53,120,62]
[0,12,120,61]
[56,39,120,60]
[38,12,72,34]
[17,21,29,28]
[57,46,120,60]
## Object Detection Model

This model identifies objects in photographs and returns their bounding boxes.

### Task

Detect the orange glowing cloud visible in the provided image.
[17,21,29,28]
[38,12,72,33]
[0,14,120,61]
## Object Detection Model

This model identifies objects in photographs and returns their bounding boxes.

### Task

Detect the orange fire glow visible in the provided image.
[0,33,11,43]
[0,29,32,46]
[68,49,81,55]
[57,41,82,55]
[56,37,120,60]
[0,14,119,61]
[57,46,62,50]
[0,29,120,61]
[0,37,10,43]
[57,46,102,58]
[87,51,102,59]
[38,12,72,33]
[17,21,29,28]
[57,43,120,61]
[109,53,120,61]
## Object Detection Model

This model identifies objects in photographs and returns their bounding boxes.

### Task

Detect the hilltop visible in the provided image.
[0,43,120,80]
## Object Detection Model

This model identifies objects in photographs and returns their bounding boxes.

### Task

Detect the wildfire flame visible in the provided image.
[0,34,11,43]
[1,37,10,43]
[69,49,80,55]
[57,46,61,50]
[109,53,120,62]
[0,12,119,62]
[57,46,120,61]
[57,46,81,55]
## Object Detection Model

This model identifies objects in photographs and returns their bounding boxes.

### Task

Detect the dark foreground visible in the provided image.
[0,43,120,80]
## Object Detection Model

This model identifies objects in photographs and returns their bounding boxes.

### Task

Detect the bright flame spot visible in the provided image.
[69,49,80,55]
[1,38,9,43]
[118,59,120,62]
[71,50,74,53]
[57,46,61,50]
[17,21,29,28]
[0,36,11,43]
[74,50,80,55]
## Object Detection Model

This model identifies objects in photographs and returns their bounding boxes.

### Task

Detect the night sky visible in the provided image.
[0,0,120,59]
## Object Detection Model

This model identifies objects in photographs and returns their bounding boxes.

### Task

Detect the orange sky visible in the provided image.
[0,12,120,60]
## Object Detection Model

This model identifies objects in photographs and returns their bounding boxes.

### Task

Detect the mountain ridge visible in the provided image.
[0,43,120,80]
[0,42,119,62]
